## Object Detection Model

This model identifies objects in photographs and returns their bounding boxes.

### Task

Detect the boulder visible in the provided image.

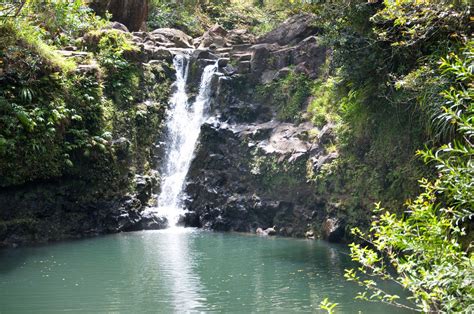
[290,36,327,78]
[257,13,320,46]
[248,37,326,81]
[77,62,100,77]
[183,212,201,227]
[191,49,218,60]
[321,218,345,242]
[196,25,255,50]
[112,137,131,160]
[137,212,168,230]
[318,123,336,144]
[198,24,228,49]
[150,28,193,48]
[209,24,228,37]
[256,226,277,236]
[249,43,274,77]
[274,67,292,80]
[310,152,338,173]
[305,230,315,239]
[237,61,251,74]
[226,29,255,45]
[142,47,173,63]
[108,21,129,32]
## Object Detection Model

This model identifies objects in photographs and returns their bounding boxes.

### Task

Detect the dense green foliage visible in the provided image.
[147,0,307,36]
[0,0,472,311]
[294,0,473,311]
[346,45,473,312]
[0,3,106,186]
[0,0,171,189]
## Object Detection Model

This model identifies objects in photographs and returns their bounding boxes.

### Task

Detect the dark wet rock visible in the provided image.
[183,211,201,227]
[135,175,157,205]
[183,118,321,237]
[321,218,345,242]
[0,182,145,247]
[181,27,340,240]
[217,58,229,68]
[112,137,131,160]
[192,49,218,60]
[136,212,168,230]
[257,13,320,46]
[237,61,251,74]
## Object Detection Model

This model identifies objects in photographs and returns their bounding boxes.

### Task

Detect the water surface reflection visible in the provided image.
[0,230,412,313]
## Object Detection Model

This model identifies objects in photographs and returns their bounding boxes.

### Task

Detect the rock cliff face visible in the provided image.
[180,14,345,240]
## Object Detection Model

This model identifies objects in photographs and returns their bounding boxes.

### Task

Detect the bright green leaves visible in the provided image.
[90,29,140,107]
[307,77,342,128]
[348,181,473,312]
[13,105,35,132]
[8,0,107,47]
[319,298,338,314]
[372,1,469,48]
[346,45,474,313]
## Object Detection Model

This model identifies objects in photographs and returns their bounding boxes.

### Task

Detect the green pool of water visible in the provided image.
[0,229,411,313]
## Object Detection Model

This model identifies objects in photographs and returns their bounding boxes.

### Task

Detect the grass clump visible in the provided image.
[307,77,341,128]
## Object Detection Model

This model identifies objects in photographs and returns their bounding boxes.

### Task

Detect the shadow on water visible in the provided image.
[0,249,29,274]
[0,232,122,274]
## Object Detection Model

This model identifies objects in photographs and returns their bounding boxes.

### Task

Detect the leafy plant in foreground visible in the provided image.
[319,297,338,313]
[345,44,473,313]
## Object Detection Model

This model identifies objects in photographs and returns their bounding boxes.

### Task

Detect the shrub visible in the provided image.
[346,44,473,313]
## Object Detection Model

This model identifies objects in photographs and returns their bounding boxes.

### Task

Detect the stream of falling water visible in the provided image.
[152,54,218,226]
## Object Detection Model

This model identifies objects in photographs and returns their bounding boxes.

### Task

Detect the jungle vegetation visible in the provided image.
[0,0,472,312]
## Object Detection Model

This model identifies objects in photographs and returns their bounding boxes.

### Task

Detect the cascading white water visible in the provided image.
[153,54,218,226]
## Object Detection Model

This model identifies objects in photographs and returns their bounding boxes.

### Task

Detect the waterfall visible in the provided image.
[153,54,218,226]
